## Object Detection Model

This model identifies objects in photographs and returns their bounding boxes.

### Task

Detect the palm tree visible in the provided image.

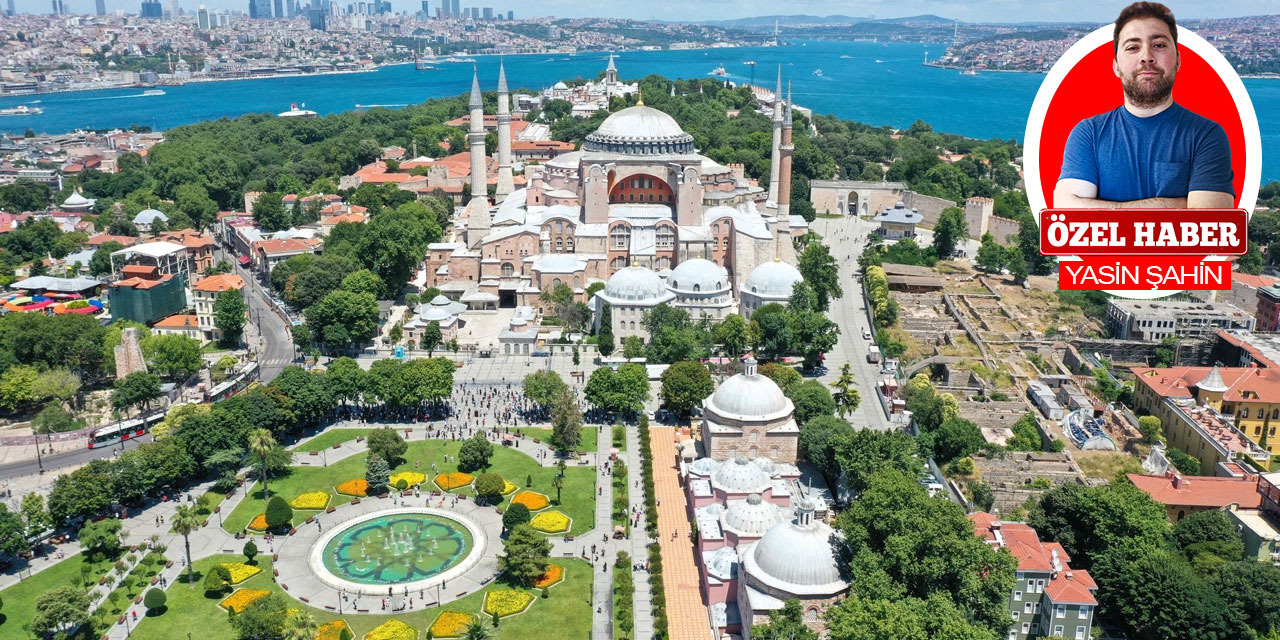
[282,609,318,640]
[551,474,563,506]
[171,504,201,588]
[463,620,491,640]
[248,428,276,501]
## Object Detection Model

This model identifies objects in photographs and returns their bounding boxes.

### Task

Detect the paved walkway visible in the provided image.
[591,424,615,639]
[649,427,711,640]
[626,426,654,640]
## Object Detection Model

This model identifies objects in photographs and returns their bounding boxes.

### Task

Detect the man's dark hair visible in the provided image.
[1114,2,1177,57]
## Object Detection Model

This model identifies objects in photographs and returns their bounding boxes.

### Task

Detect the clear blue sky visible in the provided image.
[19,0,1278,23]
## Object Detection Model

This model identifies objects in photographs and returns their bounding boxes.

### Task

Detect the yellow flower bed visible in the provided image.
[390,472,427,488]
[500,478,518,495]
[511,491,549,511]
[364,619,417,640]
[317,620,352,640]
[483,589,535,618]
[220,588,270,613]
[533,564,564,588]
[427,611,476,638]
[248,514,269,531]
[336,478,368,496]
[529,511,571,534]
[221,562,263,584]
[434,472,474,491]
[289,491,330,510]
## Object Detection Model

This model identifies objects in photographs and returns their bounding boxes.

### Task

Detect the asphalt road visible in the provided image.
[0,434,154,478]
[218,247,294,384]
[813,215,893,432]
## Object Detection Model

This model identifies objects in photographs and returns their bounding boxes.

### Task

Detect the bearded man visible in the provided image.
[1055,2,1234,209]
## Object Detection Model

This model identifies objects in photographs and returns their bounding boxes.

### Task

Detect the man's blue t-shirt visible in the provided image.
[1059,102,1234,202]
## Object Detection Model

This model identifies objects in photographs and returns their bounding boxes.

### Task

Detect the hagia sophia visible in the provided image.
[423,57,808,337]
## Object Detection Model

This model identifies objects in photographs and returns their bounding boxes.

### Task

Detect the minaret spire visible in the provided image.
[466,66,490,248]
[495,58,514,201]
[777,81,795,255]
[767,65,784,205]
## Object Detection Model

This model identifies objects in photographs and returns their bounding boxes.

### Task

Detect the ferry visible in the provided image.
[142,89,165,96]
[710,66,727,76]
[0,105,42,116]
[278,102,317,118]
[961,68,978,76]
[875,59,883,64]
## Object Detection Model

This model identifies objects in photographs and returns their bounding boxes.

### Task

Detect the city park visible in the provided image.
[0,354,663,640]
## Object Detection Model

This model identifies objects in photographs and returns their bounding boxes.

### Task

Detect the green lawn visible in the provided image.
[511,426,600,453]
[0,552,116,640]
[288,428,374,452]
[130,554,593,640]
[224,439,597,536]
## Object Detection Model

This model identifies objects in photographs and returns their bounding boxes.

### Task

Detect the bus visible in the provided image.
[87,411,164,449]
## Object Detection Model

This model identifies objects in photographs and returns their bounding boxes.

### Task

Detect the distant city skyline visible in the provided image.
[8,0,1276,22]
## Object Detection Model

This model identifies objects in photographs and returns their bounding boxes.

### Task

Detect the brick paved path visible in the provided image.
[649,427,711,640]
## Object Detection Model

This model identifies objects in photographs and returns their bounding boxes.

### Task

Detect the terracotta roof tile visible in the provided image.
[153,314,199,328]
[193,274,245,293]
[1126,473,1261,509]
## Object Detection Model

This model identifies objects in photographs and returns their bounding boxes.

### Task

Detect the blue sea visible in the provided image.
[1,39,1277,184]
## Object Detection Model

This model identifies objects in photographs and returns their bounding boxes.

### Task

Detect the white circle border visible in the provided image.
[307,507,488,597]
[1022,24,1262,299]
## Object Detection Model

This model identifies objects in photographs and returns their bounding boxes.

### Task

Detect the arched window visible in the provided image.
[694,283,701,292]
[501,262,514,277]
[749,431,759,443]
[552,278,561,288]
[806,608,819,622]
[573,276,581,288]
[656,226,675,250]
[555,220,563,233]
[770,446,779,459]
[611,226,631,251]
[748,446,758,459]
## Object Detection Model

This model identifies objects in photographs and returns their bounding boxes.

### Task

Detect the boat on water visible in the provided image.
[961,68,978,76]
[710,66,727,76]
[812,68,823,76]
[278,102,317,118]
[840,54,853,59]
[142,89,165,96]
[875,59,883,64]
[743,60,756,66]
[0,105,42,116]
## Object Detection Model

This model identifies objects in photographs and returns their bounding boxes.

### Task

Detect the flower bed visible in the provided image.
[247,514,269,531]
[533,564,564,588]
[529,511,571,534]
[221,562,263,584]
[427,611,476,638]
[483,589,535,618]
[220,588,271,613]
[434,472,474,491]
[511,491,549,511]
[500,478,518,495]
[336,478,369,496]
[364,619,416,640]
[390,472,427,488]
[317,620,353,640]
[289,491,330,510]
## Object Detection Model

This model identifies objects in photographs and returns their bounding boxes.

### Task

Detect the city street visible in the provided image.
[813,215,893,431]
[219,247,294,383]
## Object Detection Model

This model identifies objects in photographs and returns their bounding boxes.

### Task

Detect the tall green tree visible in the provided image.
[522,370,568,408]
[550,391,583,454]
[786,380,836,426]
[30,586,90,636]
[932,206,968,260]
[797,242,842,311]
[367,428,408,466]
[750,600,818,640]
[660,361,714,417]
[214,287,248,346]
[252,192,290,232]
[829,363,861,417]
[458,433,494,471]
[248,429,277,501]
[498,523,553,587]
[1028,481,1170,570]
[974,233,1006,272]
[111,371,161,417]
[171,504,201,588]
[365,453,391,495]
[141,333,203,379]
[712,313,750,357]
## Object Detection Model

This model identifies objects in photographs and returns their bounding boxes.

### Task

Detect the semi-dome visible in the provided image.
[419,306,453,322]
[690,457,722,477]
[708,361,790,419]
[745,503,848,595]
[668,259,727,294]
[711,456,772,495]
[133,208,168,224]
[743,259,803,298]
[553,81,569,90]
[703,546,738,581]
[545,150,583,169]
[601,265,670,302]
[584,105,695,155]
[722,493,785,537]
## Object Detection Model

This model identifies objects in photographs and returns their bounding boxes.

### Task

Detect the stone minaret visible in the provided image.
[605,52,618,92]
[466,67,490,248]
[495,59,514,201]
[777,83,796,261]
[767,65,783,204]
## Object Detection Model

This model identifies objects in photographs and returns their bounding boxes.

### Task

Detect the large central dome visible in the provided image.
[584,105,696,155]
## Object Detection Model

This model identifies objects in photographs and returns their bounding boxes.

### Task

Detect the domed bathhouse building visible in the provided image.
[591,263,675,344]
[422,57,809,342]
[740,258,803,319]
[701,357,799,462]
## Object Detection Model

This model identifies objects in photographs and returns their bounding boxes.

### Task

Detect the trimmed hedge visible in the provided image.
[637,415,667,640]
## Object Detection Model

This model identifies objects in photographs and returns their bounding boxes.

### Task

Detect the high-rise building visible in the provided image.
[5,0,13,16]
[481,6,491,19]
[197,4,209,28]
[273,0,282,17]
[50,0,63,14]
[307,4,326,29]
[419,0,426,13]
[505,9,511,19]
[95,0,106,14]
[449,0,457,18]
[141,0,163,16]
[169,0,179,18]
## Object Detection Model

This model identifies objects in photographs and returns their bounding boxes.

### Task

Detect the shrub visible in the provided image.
[203,565,232,594]
[265,496,292,530]
[243,540,258,564]
[502,503,532,531]
[395,479,409,491]
[143,588,166,611]
[474,473,505,503]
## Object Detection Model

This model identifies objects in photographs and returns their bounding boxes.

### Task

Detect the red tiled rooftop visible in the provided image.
[1131,366,1280,403]
[193,274,245,293]
[1126,472,1262,509]
[969,513,1097,606]
[153,314,199,328]
[87,233,138,247]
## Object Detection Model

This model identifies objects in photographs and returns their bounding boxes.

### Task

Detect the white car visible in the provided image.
[862,328,872,340]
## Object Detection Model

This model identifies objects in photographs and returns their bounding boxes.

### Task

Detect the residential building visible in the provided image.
[1127,471,1262,522]
[251,237,322,274]
[192,274,245,343]
[1257,285,1280,332]
[970,513,1098,640]
[1226,502,1280,564]
[1106,299,1254,341]
[1131,365,1279,470]
[108,267,186,325]
[156,229,215,274]
[152,314,202,340]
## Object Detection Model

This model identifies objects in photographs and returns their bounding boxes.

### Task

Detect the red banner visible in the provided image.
[1058,257,1231,290]
[1039,209,1247,256]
